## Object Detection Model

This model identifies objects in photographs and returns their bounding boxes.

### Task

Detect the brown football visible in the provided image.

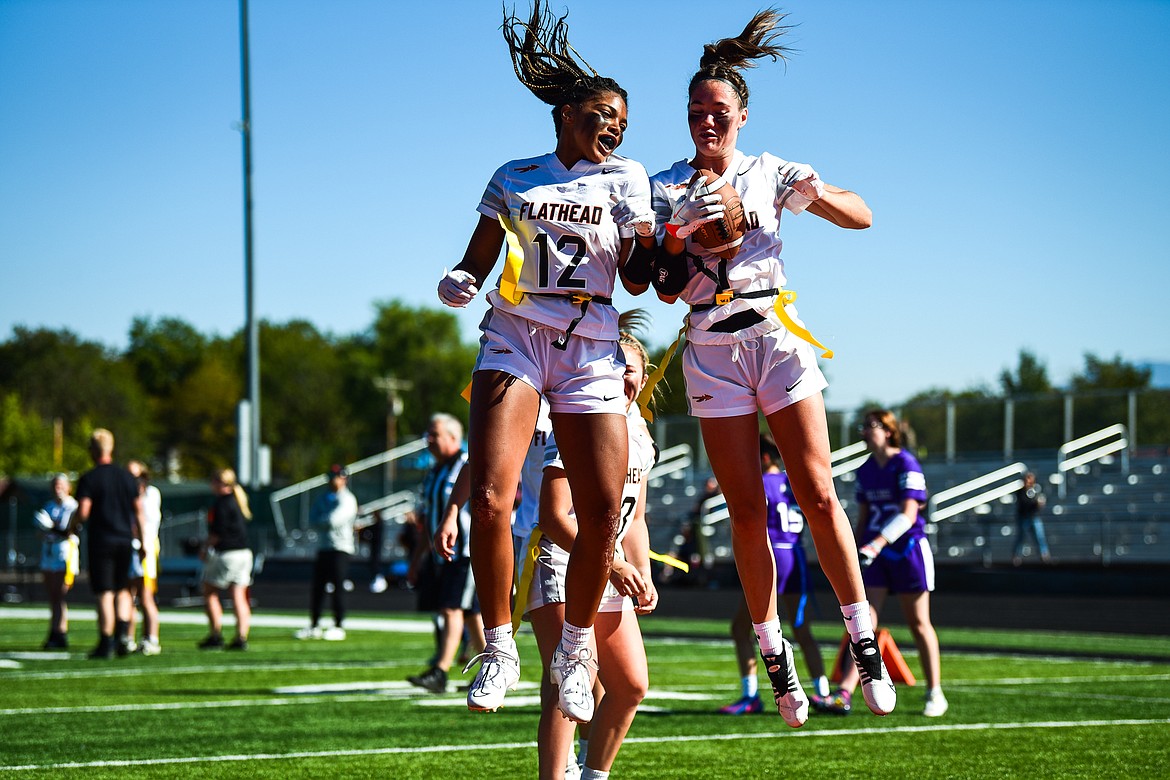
[689,168,748,260]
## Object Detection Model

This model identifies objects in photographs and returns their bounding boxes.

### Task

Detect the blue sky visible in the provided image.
[1,0,1167,410]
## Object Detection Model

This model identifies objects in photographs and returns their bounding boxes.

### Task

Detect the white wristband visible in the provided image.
[879,512,915,545]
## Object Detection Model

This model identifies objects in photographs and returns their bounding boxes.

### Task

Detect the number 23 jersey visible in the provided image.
[478,152,651,341]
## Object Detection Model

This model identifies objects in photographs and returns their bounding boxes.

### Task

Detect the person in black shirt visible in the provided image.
[71,428,144,659]
[199,468,254,650]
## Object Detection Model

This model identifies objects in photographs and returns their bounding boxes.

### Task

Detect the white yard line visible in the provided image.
[2,719,1168,771]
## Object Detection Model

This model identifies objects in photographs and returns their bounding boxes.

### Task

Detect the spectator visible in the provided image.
[126,460,162,655]
[199,469,253,650]
[1013,472,1051,565]
[34,474,79,650]
[296,464,359,641]
[71,428,144,659]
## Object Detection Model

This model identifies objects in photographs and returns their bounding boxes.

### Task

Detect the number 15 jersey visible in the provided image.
[477,152,651,342]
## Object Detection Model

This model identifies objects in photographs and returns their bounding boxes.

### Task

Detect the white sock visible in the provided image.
[581,769,609,780]
[483,624,514,648]
[752,618,783,656]
[840,602,875,642]
[742,674,759,699]
[561,621,592,655]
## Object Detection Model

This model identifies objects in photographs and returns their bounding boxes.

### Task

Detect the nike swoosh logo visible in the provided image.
[786,378,802,393]
[490,348,514,354]
[601,168,617,174]
[602,395,618,402]
[513,164,539,172]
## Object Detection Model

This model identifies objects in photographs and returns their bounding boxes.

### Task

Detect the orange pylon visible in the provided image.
[830,628,917,686]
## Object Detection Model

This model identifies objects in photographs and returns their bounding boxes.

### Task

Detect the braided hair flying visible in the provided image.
[502,1,628,136]
[688,8,795,108]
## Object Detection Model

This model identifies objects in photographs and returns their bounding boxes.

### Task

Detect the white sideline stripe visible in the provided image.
[0,607,431,633]
[2,719,1167,771]
[6,660,411,681]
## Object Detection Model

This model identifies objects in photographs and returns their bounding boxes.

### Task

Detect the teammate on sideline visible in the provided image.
[821,409,947,717]
[125,460,163,655]
[647,9,895,724]
[435,0,655,719]
[719,434,829,714]
[34,474,79,650]
[199,469,253,651]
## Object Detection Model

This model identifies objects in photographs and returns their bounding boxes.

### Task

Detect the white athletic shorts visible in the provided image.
[203,548,253,589]
[475,308,626,415]
[682,327,828,418]
[524,535,630,617]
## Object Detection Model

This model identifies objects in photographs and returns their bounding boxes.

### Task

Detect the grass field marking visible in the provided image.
[947,672,1170,686]
[0,693,409,717]
[1,659,412,681]
[0,607,432,634]
[3,718,1168,772]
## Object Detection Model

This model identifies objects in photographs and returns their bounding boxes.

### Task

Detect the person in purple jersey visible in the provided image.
[821,409,947,718]
[720,434,828,714]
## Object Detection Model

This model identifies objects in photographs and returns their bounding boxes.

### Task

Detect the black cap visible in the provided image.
[327,464,349,479]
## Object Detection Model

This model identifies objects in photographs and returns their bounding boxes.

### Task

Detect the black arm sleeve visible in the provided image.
[622,241,656,286]
[651,249,690,297]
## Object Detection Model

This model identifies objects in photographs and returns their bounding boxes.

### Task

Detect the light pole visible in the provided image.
[373,376,412,494]
[239,0,261,489]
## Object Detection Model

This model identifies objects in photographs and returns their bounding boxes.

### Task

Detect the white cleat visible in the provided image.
[464,642,520,712]
[851,637,897,715]
[923,688,949,717]
[762,639,809,728]
[550,643,598,724]
[294,626,323,640]
[322,626,346,641]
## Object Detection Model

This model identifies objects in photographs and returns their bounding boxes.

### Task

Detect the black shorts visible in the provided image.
[89,543,134,594]
[435,558,478,613]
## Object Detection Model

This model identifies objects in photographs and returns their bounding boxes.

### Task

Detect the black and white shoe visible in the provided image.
[851,637,897,715]
[761,639,809,727]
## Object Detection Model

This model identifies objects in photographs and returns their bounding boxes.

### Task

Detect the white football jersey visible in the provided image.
[650,150,811,345]
[541,404,656,553]
[479,152,651,341]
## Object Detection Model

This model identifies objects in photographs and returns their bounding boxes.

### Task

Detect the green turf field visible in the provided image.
[1,606,1168,778]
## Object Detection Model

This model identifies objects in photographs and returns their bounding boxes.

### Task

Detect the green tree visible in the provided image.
[169,345,241,479]
[0,327,152,459]
[1000,349,1052,396]
[366,301,477,440]
[125,317,208,468]
[1071,353,1152,391]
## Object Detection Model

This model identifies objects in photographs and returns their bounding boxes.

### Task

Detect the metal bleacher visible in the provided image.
[645,424,1170,570]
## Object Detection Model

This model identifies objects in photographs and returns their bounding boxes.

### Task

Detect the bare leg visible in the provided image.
[95,591,116,637]
[730,594,757,680]
[551,412,628,629]
[230,584,251,639]
[468,371,540,630]
[583,610,648,772]
[140,580,159,641]
[766,394,866,606]
[532,604,578,780]
[203,584,223,635]
[900,591,941,689]
[436,607,465,673]
[699,414,777,624]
